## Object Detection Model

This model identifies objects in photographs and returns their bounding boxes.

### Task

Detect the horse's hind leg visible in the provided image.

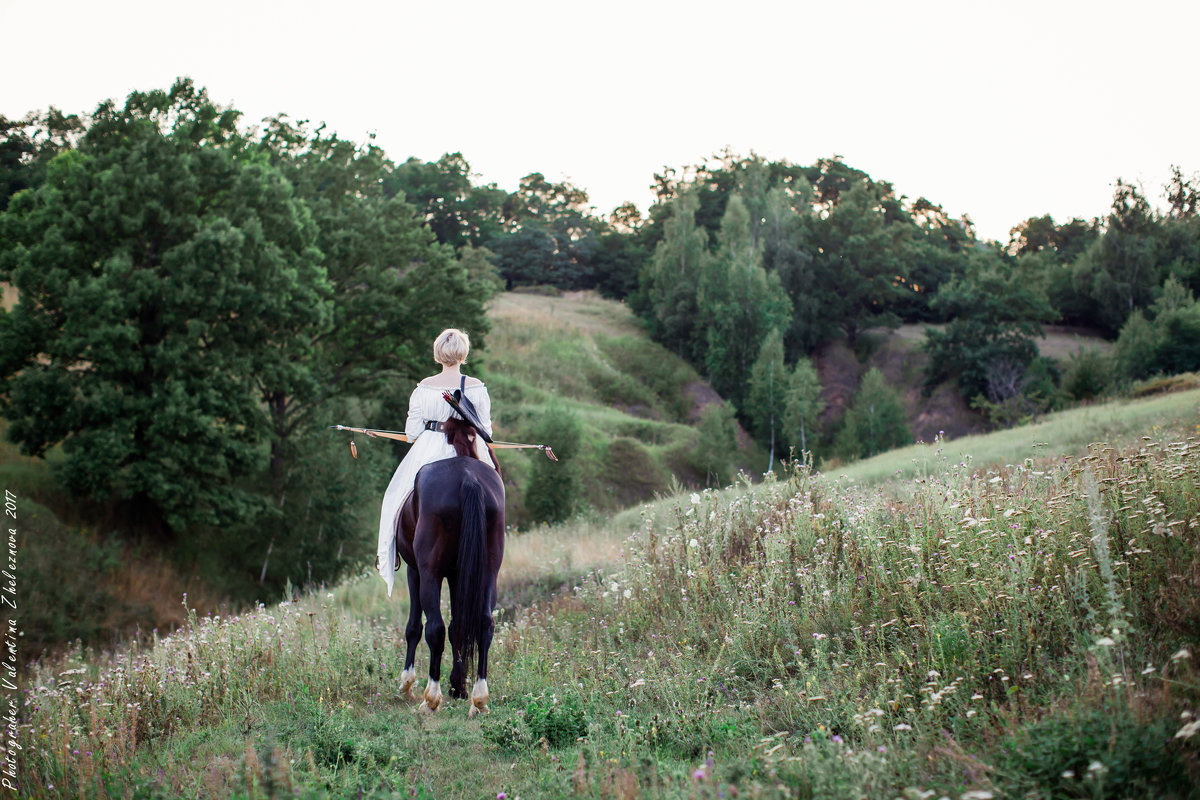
[400,565,421,701]
[418,571,446,713]
[469,577,498,718]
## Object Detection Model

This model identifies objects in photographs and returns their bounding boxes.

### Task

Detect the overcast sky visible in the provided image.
[2,0,1195,242]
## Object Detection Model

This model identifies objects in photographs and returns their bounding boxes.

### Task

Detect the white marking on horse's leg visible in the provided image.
[400,667,417,700]
[468,678,490,717]
[419,679,442,713]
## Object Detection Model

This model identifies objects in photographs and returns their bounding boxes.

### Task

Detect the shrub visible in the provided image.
[523,405,582,524]
[1062,346,1113,401]
[835,367,909,459]
[999,708,1191,799]
[690,402,739,487]
[523,695,588,748]
[600,438,670,506]
[1114,310,1160,381]
[21,504,124,654]
[1128,372,1200,398]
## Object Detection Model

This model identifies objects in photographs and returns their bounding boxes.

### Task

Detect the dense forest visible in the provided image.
[2,79,1199,624]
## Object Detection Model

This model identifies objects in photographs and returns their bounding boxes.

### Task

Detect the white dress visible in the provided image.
[376,381,494,598]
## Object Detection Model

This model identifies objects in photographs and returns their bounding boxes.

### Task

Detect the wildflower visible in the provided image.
[1171,647,1192,661]
[690,493,701,505]
[1095,637,1116,647]
[623,588,632,599]
[1175,719,1200,740]
[688,538,699,548]
[498,794,507,799]
[1062,770,1075,779]
[962,792,994,800]
[894,723,912,731]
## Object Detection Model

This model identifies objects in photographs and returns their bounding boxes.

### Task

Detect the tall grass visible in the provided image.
[17,419,1200,798]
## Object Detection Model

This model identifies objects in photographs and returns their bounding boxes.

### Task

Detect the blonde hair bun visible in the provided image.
[433,328,471,366]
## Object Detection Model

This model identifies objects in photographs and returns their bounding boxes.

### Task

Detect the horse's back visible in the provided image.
[414,456,504,516]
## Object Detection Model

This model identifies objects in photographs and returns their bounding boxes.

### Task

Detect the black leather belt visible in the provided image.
[424,420,445,432]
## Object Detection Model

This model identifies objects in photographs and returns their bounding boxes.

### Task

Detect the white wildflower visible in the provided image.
[1175,719,1200,740]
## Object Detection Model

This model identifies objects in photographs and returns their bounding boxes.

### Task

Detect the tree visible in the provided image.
[0,108,84,211]
[592,206,648,300]
[782,356,824,457]
[700,195,791,408]
[385,152,506,250]
[747,328,786,472]
[923,252,1056,406]
[0,81,326,535]
[835,368,909,459]
[486,172,600,290]
[809,182,911,345]
[458,243,504,300]
[761,184,830,356]
[633,189,712,363]
[1074,180,1161,335]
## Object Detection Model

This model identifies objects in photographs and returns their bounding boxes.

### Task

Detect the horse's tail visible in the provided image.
[455,473,488,671]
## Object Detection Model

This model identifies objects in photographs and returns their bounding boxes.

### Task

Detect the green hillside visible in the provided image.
[18,384,1199,799]
[478,290,763,521]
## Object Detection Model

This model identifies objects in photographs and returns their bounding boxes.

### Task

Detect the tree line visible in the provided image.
[367,145,1200,463]
[3,80,1200,600]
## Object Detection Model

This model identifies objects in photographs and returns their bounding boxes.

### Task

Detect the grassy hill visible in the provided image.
[17,387,1200,799]
[478,290,763,521]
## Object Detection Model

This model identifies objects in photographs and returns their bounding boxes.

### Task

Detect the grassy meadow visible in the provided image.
[15,389,1200,799]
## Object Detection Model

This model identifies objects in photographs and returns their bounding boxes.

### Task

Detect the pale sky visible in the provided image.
[2,0,1196,242]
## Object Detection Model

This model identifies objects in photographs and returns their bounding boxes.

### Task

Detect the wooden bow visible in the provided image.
[329,425,558,460]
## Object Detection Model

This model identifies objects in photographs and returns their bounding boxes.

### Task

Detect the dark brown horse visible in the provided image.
[394,419,505,715]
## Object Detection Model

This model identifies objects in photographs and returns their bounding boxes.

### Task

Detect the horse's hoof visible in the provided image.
[400,668,417,701]
[469,679,489,717]
[420,680,442,713]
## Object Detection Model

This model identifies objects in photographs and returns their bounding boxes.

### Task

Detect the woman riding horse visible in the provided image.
[375,329,505,715]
